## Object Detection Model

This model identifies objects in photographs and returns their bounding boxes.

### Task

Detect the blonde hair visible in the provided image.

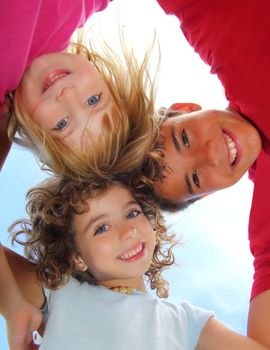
[11,176,178,298]
[9,33,160,179]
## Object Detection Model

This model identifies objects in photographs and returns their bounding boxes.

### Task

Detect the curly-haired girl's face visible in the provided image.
[72,185,156,288]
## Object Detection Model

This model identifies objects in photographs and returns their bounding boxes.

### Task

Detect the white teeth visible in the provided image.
[119,244,143,260]
[45,73,68,90]
[224,133,237,165]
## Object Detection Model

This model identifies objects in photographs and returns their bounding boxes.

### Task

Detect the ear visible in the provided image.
[72,253,88,272]
[170,102,202,113]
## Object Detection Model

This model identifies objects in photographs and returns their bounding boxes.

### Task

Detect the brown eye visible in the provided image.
[182,129,190,148]
[192,170,200,188]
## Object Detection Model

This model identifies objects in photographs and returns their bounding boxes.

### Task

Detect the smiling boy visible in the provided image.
[155,106,261,203]
[151,0,270,347]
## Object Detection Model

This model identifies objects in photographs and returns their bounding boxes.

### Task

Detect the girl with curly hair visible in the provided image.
[2,176,270,350]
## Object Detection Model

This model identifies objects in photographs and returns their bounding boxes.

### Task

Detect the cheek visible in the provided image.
[89,239,113,262]
[32,106,49,127]
[78,65,100,85]
[149,232,157,252]
[203,172,236,192]
[141,220,156,244]
[191,120,217,140]
[21,86,45,119]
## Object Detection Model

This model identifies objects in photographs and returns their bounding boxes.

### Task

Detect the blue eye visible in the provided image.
[127,210,141,219]
[53,117,68,131]
[95,224,109,235]
[86,94,101,106]
[182,129,190,148]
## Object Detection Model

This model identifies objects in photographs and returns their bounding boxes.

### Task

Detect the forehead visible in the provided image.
[154,168,191,203]
[73,184,135,219]
[89,185,134,207]
[159,109,223,133]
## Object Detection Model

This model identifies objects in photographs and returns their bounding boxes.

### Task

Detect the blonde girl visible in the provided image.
[9,33,159,180]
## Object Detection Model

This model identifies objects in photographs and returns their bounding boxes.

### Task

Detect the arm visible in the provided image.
[0,243,44,350]
[196,317,270,350]
[246,152,270,347]
[3,245,44,307]
[248,291,270,348]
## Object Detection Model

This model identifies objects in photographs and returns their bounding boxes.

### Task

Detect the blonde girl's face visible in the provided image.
[72,185,156,286]
[18,52,113,148]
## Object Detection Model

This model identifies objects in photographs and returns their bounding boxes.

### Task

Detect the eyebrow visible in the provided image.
[171,127,180,152]
[125,200,139,208]
[62,127,74,140]
[185,175,194,195]
[171,127,194,195]
[82,199,139,234]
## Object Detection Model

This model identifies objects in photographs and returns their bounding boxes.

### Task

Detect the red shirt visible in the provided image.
[157,0,270,300]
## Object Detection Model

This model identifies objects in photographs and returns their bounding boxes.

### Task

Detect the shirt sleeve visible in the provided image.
[249,152,270,300]
[155,0,192,14]
[179,301,214,349]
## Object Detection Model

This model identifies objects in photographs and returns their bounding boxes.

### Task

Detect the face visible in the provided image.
[155,109,262,203]
[19,52,113,148]
[72,185,156,287]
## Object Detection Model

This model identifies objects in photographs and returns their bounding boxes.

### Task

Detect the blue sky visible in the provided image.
[0,0,255,348]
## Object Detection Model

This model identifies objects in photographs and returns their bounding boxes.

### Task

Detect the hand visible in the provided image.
[0,94,13,170]
[1,94,12,118]
[6,300,43,350]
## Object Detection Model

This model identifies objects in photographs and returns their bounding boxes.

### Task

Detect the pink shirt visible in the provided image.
[0,0,111,118]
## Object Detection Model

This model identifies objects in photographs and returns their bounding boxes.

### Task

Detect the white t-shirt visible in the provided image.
[41,277,213,350]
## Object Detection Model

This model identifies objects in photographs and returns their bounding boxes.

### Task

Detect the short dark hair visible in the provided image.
[153,194,200,213]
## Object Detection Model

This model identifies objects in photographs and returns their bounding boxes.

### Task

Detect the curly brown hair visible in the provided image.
[10,176,178,298]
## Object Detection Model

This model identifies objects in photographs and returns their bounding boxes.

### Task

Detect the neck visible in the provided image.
[98,277,147,293]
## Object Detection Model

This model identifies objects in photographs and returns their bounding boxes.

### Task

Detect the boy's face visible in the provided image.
[154,109,261,203]
[18,52,113,149]
[72,185,156,286]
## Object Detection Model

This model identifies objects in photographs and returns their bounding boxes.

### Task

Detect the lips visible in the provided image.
[222,129,241,167]
[43,70,70,92]
[117,242,145,262]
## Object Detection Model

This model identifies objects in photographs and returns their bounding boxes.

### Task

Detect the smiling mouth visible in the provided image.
[222,130,238,166]
[117,242,145,262]
[43,70,70,92]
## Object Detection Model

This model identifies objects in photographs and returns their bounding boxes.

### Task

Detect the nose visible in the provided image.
[198,140,220,167]
[119,222,138,240]
[56,85,75,102]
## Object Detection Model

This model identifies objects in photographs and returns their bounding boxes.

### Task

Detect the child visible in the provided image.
[147,0,270,211]
[143,0,270,347]
[0,0,156,177]
[10,36,158,180]
[3,176,270,349]
[0,0,113,170]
